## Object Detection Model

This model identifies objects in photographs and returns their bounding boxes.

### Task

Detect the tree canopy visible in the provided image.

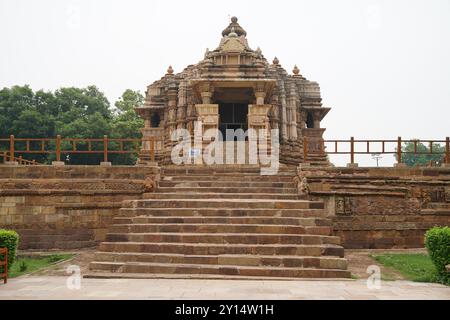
[396,140,445,167]
[0,85,144,165]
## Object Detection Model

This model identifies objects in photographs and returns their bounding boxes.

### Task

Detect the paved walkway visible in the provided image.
[0,276,449,300]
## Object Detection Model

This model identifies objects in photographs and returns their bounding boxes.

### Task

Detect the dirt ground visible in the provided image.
[16,247,428,280]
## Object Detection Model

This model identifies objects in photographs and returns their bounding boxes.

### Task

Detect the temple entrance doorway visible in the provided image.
[218,103,248,141]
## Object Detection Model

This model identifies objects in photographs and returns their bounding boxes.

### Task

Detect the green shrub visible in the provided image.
[0,229,20,274]
[425,226,450,285]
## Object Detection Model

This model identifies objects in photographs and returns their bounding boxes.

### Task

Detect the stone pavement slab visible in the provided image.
[0,276,448,300]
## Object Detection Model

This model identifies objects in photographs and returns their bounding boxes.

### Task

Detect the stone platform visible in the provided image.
[1,164,449,280]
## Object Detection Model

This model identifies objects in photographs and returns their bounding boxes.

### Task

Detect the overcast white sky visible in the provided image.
[0,0,449,166]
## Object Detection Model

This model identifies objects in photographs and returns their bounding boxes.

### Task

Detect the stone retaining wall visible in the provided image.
[0,166,159,249]
[2,165,449,250]
[300,166,450,248]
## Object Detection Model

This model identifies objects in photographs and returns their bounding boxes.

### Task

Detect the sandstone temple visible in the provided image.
[135,17,329,166]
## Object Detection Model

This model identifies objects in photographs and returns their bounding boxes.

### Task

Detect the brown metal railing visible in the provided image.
[1,135,448,166]
[0,135,159,165]
[0,247,7,284]
[303,136,450,166]
[1,152,38,165]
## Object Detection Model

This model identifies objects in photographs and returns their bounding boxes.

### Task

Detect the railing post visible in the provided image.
[4,135,17,165]
[2,151,6,163]
[103,135,108,163]
[397,136,402,165]
[303,136,308,163]
[1,247,8,284]
[52,135,65,166]
[56,135,61,162]
[347,137,358,168]
[9,135,14,161]
[350,137,355,164]
[445,137,450,167]
[101,135,111,166]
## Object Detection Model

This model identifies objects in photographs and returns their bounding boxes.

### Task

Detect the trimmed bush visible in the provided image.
[425,226,450,285]
[0,229,20,273]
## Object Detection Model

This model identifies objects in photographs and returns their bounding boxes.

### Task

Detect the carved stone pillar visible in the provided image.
[278,80,288,141]
[248,104,271,131]
[254,83,266,105]
[287,83,298,140]
[177,80,188,130]
[248,104,271,158]
[164,83,178,163]
[194,104,219,164]
[199,83,214,104]
[195,104,219,133]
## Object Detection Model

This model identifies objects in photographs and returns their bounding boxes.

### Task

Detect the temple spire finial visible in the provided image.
[222,16,247,37]
[273,57,280,66]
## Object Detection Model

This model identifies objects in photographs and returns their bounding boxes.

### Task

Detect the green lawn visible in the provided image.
[371,253,439,283]
[8,254,74,278]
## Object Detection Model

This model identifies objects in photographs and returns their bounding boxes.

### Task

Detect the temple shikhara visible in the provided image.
[135,17,329,165]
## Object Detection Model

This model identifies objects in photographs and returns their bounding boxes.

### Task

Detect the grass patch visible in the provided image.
[9,254,73,278]
[371,253,438,283]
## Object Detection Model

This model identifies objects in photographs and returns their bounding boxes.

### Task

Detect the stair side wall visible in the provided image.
[0,166,159,250]
[299,166,450,248]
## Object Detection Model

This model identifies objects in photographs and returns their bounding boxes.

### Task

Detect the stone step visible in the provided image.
[142,192,300,200]
[426,202,450,209]
[158,181,297,188]
[161,165,297,175]
[155,187,298,194]
[85,272,354,281]
[105,233,341,245]
[164,175,295,182]
[125,199,324,210]
[162,169,298,176]
[113,216,331,226]
[421,209,450,215]
[118,207,327,218]
[89,261,351,278]
[108,223,332,235]
[93,252,348,269]
[99,242,345,257]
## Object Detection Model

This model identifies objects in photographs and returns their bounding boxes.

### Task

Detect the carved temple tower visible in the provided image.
[135,17,330,166]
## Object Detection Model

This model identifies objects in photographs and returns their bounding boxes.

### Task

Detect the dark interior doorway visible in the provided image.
[151,112,160,127]
[306,112,314,129]
[219,103,248,141]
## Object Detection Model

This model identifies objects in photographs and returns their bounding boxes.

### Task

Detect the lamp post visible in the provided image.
[371,153,382,167]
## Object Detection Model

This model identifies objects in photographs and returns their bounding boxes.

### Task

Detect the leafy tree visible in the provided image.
[114,89,144,114]
[110,90,144,164]
[12,109,55,138]
[0,85,145,165]
[395,140,445,167]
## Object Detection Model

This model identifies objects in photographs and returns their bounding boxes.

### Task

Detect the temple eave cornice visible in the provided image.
[302,107,331,121]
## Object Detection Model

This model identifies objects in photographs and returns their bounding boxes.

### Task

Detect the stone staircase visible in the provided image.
[88,165,350,279]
